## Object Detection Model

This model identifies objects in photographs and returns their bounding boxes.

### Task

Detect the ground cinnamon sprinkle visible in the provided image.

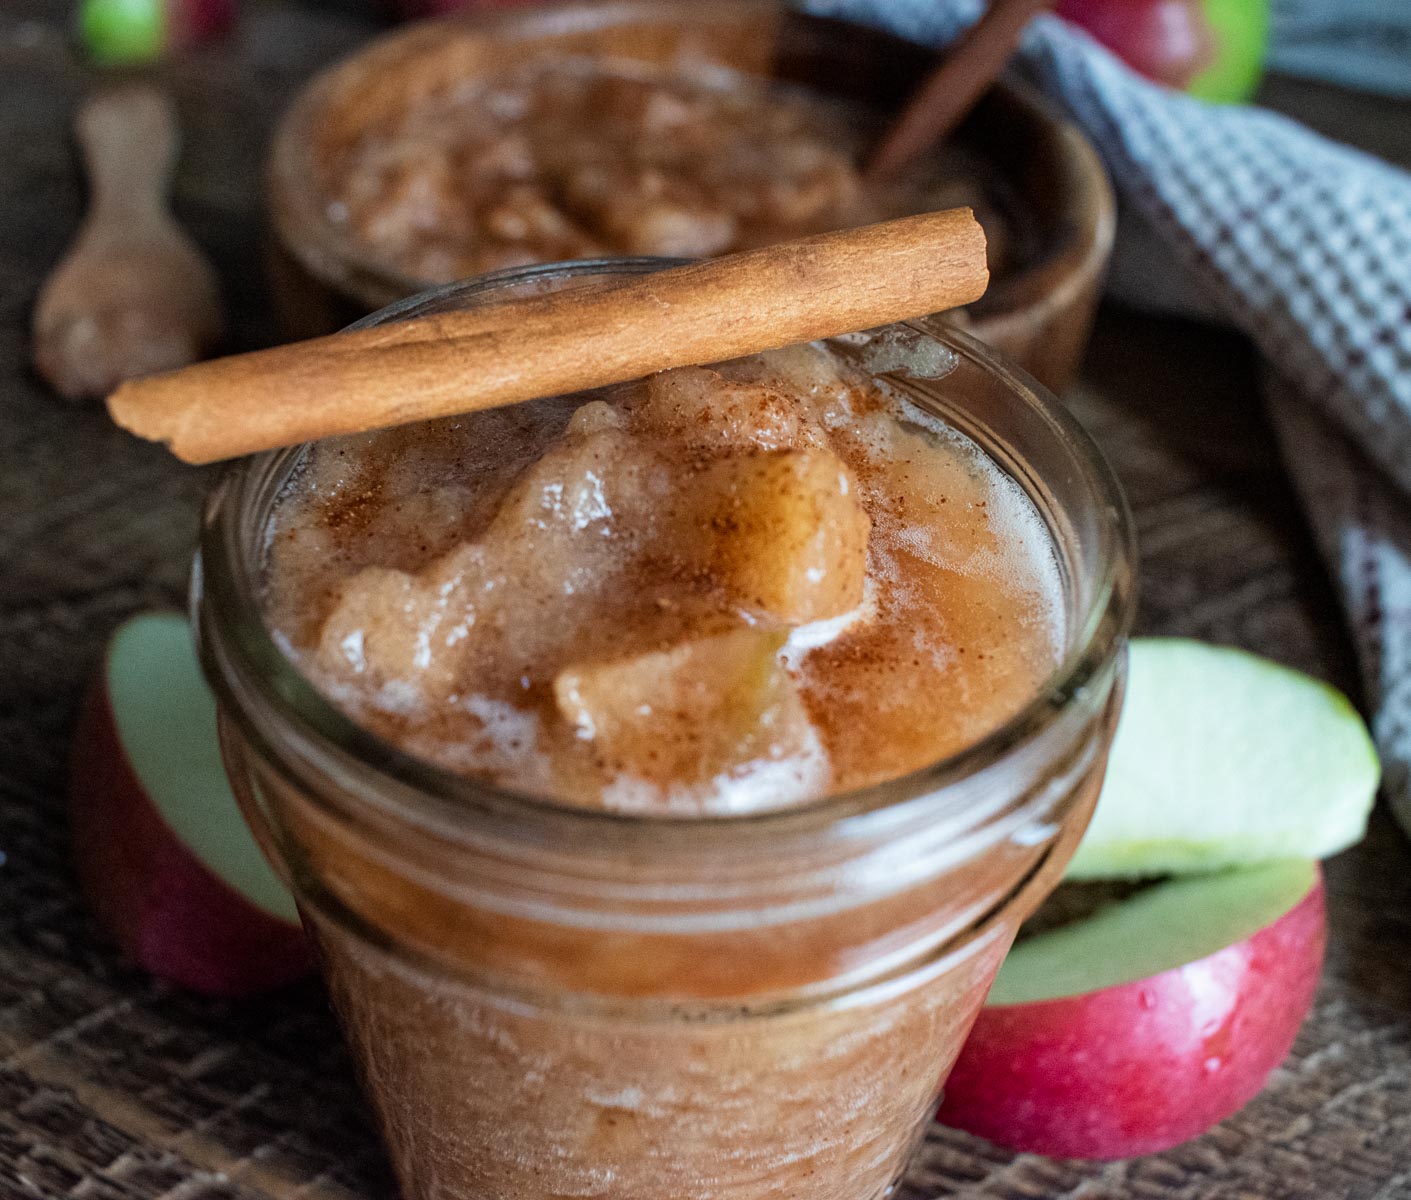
[260,342,1062,813]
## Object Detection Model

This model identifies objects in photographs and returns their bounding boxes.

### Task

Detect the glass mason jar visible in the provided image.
[194,261,1135,1200]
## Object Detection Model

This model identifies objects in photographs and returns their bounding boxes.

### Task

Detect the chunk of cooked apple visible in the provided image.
[316,545,488,708]
[314,420,653,707]
[703,449,870,625]
[553,628,818,795]
[635,365,820,454]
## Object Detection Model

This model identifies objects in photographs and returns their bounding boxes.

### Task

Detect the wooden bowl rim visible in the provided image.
[266,0,1115,329]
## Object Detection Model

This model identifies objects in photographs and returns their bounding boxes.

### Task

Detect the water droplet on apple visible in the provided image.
[1138,988,1156,1010]
[1203,1056,1223,1075]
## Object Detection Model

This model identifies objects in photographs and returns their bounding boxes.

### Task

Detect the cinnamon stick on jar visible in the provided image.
[107,208,988,464]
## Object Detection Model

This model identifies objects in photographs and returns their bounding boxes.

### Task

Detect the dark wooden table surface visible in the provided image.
[2,4,1409,1197]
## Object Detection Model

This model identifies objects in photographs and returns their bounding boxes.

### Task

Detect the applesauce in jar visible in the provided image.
[262,341,1061,812]
[200,263,1132,1200]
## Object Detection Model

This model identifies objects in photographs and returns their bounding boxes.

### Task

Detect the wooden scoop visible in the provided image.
[32,86,224,402]
[866,0,1053,182]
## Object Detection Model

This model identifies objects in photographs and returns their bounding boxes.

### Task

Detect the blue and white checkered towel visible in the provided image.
[814,0,1411,837]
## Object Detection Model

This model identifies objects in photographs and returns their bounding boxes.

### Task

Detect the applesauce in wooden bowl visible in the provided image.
[266,1,1114,392]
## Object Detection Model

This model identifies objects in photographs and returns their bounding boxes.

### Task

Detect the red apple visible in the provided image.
[939,860,1325,1159]
[70,612,312,996]
[1056,0,1269,102]
[78,0,236,65]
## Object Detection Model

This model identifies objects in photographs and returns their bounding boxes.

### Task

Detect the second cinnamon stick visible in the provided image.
[108,208,988,464]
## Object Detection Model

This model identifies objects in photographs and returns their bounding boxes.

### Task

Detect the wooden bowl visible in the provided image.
[267,0,1114,392]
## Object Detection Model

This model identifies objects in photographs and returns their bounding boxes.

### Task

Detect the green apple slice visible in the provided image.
[106,612,297,922]
[1068,638,1377,880]
[990,859,1317,1004]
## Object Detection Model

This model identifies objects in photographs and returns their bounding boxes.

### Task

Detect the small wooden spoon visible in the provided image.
[32,86,224,402]
[866,0,1054,182]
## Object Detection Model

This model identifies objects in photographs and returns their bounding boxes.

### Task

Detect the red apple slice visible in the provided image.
[70,611,312,996]
[939,860,1325,1159]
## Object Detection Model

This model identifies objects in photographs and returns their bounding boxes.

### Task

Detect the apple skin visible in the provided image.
[171,0,236,48]
[1057,0,1215,91]
[69,674,313,997]
[1056,0,1268,102]
[938,872,1326,1159]
[78,0,235,65]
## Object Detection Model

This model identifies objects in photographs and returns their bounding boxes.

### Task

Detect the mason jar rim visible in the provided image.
[196,258,1136,855]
